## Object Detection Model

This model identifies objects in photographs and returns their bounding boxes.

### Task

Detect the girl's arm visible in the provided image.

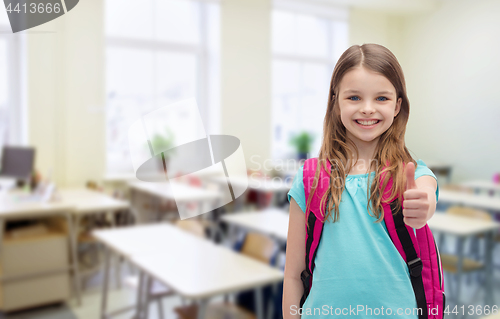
[283,198,306,319]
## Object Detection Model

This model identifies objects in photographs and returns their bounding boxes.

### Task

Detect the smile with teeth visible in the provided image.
[355,120,380,126]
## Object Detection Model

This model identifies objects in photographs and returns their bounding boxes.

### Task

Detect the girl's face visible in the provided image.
[338,66,402,149]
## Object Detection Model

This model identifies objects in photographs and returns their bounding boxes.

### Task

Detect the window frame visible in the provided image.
[271,1,349,160]
[104,0,220,174]
[0,23,26,147]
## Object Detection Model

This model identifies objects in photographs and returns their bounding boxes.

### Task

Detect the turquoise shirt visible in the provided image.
[287,159,439,318]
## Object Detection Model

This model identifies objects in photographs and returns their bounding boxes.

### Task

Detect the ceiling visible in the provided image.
[285,0,441,14]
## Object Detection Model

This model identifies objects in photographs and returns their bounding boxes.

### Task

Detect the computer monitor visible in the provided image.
[0,146,35,181]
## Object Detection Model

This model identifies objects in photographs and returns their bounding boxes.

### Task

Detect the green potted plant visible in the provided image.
[150,127,176,156]
[146,128,176,174]
[289,131,314,160]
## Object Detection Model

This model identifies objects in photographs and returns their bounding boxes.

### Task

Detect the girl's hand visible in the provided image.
[402,162,431,229]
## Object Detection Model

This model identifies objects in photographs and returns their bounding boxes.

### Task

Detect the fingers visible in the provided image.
[405,162,417,190]
[403,189,428,200]
[403,204,430,216]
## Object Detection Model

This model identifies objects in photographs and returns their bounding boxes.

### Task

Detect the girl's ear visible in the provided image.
[394,97,402,117]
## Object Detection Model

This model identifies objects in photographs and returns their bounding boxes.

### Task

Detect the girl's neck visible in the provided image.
[346,135,379,174]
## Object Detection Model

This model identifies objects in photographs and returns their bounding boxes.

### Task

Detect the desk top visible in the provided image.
[128,181,221,202]
[58,189,129,215]
[0,195,73,219]
[0,188,129,219]
[211,176,292,192]
[438,190,500,211]
[93,223,180,257]
[94,223,284,299]
[428,211,500,236]
[461,180,500,193]
[130,226,283,299]
[221,208,289,241]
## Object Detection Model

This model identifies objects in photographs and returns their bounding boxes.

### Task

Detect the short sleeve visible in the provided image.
[287,165,306,213]
[414,159,439,202]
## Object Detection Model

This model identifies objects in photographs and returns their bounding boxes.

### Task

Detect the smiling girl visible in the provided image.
[282,44,441,318]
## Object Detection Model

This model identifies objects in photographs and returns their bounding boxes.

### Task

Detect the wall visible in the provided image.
[348,0,499,182]
[26,0,497,185]
[220,0,272,172]
[401,0,500,182]
[27,0,105,187]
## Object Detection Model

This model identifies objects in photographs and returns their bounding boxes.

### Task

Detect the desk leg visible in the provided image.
[134,270,146,319]
[456,237,464,306]
[106,211,122,290]
[100,247,111,319]
[143,275,153,319]
[67,214,82,306]
[267,283,277,319]
[0,219,3,297]
[438,233,445,252]
[227,224,236,248]
[485,231,494,307]
[255,287,264,319]
[197,299,208,319]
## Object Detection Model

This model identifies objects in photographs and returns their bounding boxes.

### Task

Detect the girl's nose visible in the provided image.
[360,102,376,114]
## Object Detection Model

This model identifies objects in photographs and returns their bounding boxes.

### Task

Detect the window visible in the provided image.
[271,2,348,159]
[105,0,220,173]
[0,9,25,151]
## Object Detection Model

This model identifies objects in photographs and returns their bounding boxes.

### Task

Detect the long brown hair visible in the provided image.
[305,43,416,224]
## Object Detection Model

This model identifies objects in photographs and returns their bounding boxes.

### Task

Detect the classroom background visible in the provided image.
[0,0,499,318]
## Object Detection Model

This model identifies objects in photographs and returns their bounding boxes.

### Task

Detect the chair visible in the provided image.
[447,206,491,220]
[240,232,277,264]
[174,232,277,319]
[176,219,207,238]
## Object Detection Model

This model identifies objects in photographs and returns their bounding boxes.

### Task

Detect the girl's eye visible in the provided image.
[348,96,360,101]
[377,96,388,101]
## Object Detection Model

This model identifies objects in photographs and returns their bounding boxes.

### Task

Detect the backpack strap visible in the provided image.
[300,158,329,307]
[382,199,428,319]
[380,168,444,319]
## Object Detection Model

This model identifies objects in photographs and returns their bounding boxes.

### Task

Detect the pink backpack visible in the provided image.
[300,158,445,319]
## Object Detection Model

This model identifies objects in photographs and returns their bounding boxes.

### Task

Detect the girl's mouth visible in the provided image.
[354,119,381,128]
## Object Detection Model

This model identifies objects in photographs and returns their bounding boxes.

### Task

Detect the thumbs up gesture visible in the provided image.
[402,162,431,229]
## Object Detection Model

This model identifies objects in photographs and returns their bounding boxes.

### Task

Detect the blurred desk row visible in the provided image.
[2,168,500,317]
[0,189,128,311]
[0,174,292,317]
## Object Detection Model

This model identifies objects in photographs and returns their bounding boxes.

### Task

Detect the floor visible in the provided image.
[0,264,188,319]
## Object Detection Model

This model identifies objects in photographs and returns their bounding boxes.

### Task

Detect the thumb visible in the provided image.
[405,162,417,190]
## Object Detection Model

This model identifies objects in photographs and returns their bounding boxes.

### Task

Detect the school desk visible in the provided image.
[93,223,284,319]
[58,189,130,297]
[209,175,292,208]
[0,189,130,307]
[0,196,76,311]
[93,223,173,319]
[438,190,500,212]
[221,208,289,243]
[428,211,500,307]
[128,181,222,221]
[461,180,500,196]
